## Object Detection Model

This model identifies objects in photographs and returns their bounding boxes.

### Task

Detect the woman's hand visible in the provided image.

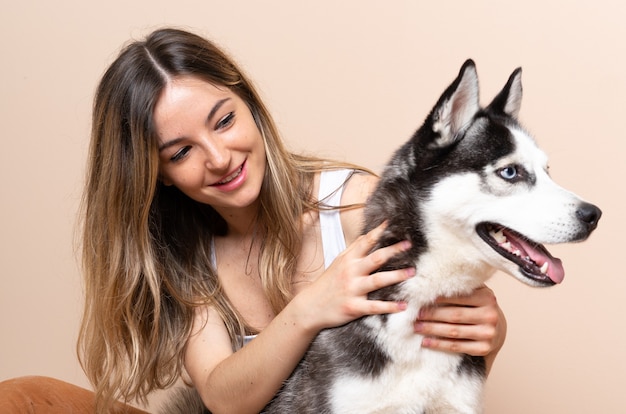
[297,222,415,332]
[413,285,507,373]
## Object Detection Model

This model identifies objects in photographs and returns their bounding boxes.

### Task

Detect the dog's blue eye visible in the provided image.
[499,166,518,180]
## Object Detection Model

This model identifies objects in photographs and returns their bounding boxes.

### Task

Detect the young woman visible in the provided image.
[78,27,506,413]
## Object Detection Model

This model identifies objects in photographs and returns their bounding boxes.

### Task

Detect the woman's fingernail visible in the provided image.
[406,267,416,277]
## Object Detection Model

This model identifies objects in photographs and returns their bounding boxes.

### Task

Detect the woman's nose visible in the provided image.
[202,136,230,170]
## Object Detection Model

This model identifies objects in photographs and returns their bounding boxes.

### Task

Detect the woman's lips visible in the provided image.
[216,164,243,185]
[211,161,247,191]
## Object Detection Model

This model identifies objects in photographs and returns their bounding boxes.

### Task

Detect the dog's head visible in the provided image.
[374,60,601,287]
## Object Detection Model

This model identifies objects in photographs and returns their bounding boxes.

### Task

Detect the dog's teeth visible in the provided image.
[540,262,549,274]
[501,241,512,251]
[513,249,522,257]
[491,229,507,244]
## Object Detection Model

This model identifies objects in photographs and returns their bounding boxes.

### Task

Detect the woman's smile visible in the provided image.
[212,161,247,190]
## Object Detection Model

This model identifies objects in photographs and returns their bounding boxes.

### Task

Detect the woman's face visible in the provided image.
[155,76,266,216]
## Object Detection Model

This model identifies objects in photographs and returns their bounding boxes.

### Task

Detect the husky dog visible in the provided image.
[165,60,601,413]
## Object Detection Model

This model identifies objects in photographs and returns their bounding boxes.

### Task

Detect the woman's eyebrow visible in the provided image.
[159,137,185,152]
[158,97,231,152]
[207,97,230,122]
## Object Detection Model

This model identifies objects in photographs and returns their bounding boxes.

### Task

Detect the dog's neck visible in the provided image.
[402,250,495,305]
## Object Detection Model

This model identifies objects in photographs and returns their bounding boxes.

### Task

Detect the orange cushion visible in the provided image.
[0,376,149,414]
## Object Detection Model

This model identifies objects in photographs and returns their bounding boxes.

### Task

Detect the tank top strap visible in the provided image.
[318,169,352,269]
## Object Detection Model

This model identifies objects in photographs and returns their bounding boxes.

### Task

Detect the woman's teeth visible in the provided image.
[217,165,243,185]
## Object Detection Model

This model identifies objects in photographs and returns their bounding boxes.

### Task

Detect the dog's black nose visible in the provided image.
[577,202,602,232]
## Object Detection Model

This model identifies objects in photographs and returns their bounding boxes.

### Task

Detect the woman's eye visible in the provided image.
[499,165,518,180]
[171,146,191,162]
[216,112,235,130]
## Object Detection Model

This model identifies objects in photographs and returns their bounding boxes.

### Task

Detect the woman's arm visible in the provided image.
[184,299,318,414]
[185,223,415,414]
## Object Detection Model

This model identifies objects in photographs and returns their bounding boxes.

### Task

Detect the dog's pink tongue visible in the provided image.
[506,232,565,284]
[542,255,565,284]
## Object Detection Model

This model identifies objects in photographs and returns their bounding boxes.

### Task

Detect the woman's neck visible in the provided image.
[214,201,261,238]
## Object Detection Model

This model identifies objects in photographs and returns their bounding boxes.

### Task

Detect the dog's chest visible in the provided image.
[327,344,482,413]
[319,310,482,414]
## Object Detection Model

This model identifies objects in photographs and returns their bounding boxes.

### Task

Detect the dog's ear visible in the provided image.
[486,67,523,118]
[428,59,480,148]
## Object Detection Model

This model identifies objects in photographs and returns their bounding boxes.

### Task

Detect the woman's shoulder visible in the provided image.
[342,170,379,203]
[340,171,379,245]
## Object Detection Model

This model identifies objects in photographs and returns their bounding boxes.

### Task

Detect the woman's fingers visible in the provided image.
[354,221,388,255]
[418,301,499,326]
[364,266,415,293]
[415,318,496,356]
[414,319,496,342]
[420,336,493,357]
[350,221,412,275]
[342,296,409,318]
[414,286,506,357]
[365,239,411,270]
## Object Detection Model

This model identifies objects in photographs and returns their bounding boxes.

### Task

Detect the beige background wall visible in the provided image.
[1,1,624,412]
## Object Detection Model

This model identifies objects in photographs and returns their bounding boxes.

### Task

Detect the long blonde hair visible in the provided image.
[78,27,369,411]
